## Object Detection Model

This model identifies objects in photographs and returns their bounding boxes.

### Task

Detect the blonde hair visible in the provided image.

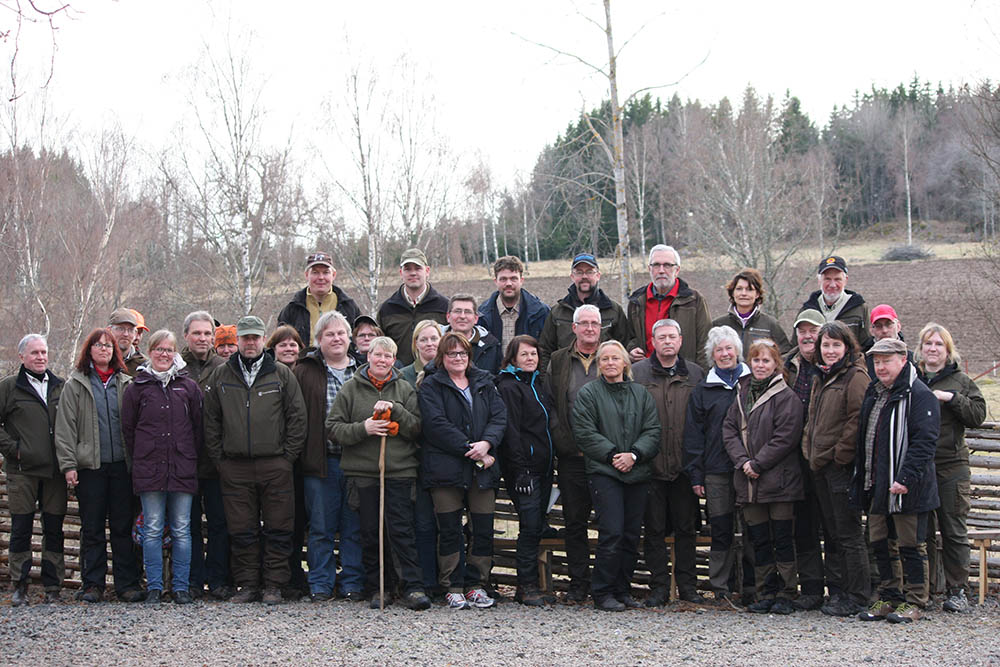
[915,322,961,368]
[597,340,632,380]
[410,320,443,370]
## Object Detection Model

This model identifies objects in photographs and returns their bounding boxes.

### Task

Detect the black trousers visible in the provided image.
[348,476,424,597]
[588,474,648,601]
[76,461,140,594]
[509,474,551,589]
[643,476,699,596]
[557,456,593,592]
[189,476,231,591]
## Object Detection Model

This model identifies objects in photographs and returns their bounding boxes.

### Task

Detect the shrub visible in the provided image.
[881,245,933,261]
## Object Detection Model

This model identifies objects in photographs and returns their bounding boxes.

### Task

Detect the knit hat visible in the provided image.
[215,325,237,347]
[129,309,149,333]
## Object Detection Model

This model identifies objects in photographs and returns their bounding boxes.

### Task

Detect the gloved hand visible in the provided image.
[514,472,534,496]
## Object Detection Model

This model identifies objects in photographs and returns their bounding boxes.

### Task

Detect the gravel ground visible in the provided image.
[1,592,998,666]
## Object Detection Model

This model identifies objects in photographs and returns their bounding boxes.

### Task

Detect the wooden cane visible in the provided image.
[378,433,387,610]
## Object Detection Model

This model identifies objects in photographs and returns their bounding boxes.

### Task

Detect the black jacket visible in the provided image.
[496,365,553,481]
[682,364,750,487]
[477,288,550,345]
[0,367,64,478]
[278,285,361,348]
[537,284,629,375]
[377,284,450,366]
[418,363,507,490]
[800,289,872,350]
[852,363,940,515]
[444,324,502,377]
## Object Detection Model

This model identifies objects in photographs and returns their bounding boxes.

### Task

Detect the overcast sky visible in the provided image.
[6,0,999,184]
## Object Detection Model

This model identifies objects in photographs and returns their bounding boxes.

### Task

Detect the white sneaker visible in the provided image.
[446,592,470,609]
[465,588,495,609]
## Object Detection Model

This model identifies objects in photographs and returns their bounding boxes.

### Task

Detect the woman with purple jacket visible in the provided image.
[122,329,204,604]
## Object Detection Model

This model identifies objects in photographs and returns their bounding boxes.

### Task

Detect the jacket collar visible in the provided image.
[561,283,613,310]
[743,373,788,414]
[15,365,63,403]
[648,354,689,378]
[225,350,278,384]
[705,363,750,388]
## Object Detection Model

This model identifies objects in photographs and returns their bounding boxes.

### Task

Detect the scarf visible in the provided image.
[368,369,389,391]
[819,290,851,322]
[746,374,774,412]
[817,353,851,377]
[94,364,114,384]
[715,365,742,389]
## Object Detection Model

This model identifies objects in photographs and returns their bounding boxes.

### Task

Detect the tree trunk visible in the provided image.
[604,0,631,303]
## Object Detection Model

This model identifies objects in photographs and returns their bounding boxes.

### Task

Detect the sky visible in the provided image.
[4,0,999,185]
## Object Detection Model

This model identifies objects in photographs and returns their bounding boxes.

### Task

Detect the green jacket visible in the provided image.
[326,365,422,478]
[571,377,661,483]
[0,367,64,478]
[54,368,131,473]
[203,353,307,461]
[919,363,987,474]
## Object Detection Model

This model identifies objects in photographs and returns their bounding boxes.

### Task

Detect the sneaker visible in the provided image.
[596,596,626,612]
[465,588,495,609]
[402,591,432,611]
[821,597,862,617]
[11,584,28,607]
[262,588,282,606]
[794,594,824,611]
[943,589,970,613]
[644,587,670,608]
[173,590,194,605]
[144,589,162,605]
[886,602,922,624]
[446,592,471,609]
[770,598,796,615]
[747,598,774,614]
[119,589,147,603]
[79,587,103,603]
[858,599,895,621]
[230,587,260,604]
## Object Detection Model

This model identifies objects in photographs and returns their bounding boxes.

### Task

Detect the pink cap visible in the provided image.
[870,304,899,324]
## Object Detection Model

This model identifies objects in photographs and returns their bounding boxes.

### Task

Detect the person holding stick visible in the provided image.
[327,336,431,611]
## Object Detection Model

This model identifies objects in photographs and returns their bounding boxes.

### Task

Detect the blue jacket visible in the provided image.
[477,288,550,346]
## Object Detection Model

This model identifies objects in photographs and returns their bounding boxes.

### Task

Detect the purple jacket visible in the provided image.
[121,369,203,495]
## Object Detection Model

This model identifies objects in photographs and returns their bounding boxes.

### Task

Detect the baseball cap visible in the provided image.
[793,309,825,329]
[572,253,599,269]
[817,255,848,274]
[108,308,138,327]
[870,304,899,324]
[306,252,333,270]
[236,316,266,337]
[399,248,428,268]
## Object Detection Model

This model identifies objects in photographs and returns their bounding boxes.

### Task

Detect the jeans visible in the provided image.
[588,474,648,601]
[140,491,194,592]
[189,477,230,591]
[510,474,551,589]
[303,456,364,596]
[76,461,140,594]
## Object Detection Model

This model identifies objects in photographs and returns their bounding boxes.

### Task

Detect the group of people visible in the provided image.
[0,246,985,623]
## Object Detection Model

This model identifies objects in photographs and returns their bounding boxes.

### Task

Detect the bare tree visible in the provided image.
[2,0,76,102]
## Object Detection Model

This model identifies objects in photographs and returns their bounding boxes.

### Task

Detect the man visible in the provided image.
[179,311,231,600]
[631,319,705,606]
[292,311,364,602]
[476,255,550,354]
[783,309,833,610]
[626,245,711,369]
[376,247,449,366]
[444,294,501,375]
[799,256,872,350]
[853,337,940,624]
[278,251,361,349]
[203,315,308,605]
[545,304,603,602]
[108,307,147,376]
[129,309,149,356]
[0,334,65,605]
[215,325,238,360]
[537,253,629,374]
[866,304,913,377]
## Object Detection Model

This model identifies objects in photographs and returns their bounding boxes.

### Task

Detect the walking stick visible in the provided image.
[379,433,387,610]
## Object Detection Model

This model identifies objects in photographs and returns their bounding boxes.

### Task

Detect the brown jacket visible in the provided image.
[545,343,598,459]
[632,356,704,481]
[292,351,343,478]
[802,357,869,471]
[722,374,804,504]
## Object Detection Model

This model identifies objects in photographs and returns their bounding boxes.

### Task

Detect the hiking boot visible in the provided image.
[44,590,61,604]
[770,598,796,615]
[281,586,307,601]
[370,593,393,609]
[230,587,260,603]
[747,598,774,614]
[794,594,824,611]
[515,587,545,607]
[565,585,589,603]
[886,603,922,624]
[679,590,707,605]
[144,590,162,604]
[617,594,641,609]
[821,596,861,617]
[79,587,103,603]
[644,587,670,608]
[402,591,432,611]
[208,585,235,601]
[262,588,282,606]
[858,599,895,621]
[173,590,194,605]
[119,589,146,603]
[596,596,626,612]
[446,592,470,609]
[943,589,970,613]
[465,588,495,609]
[11,583,28,607]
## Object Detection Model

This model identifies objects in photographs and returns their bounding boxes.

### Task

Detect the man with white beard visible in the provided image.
[798,256,872,351]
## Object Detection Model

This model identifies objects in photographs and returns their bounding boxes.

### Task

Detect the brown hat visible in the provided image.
[399,247,428,268]
[215,325,237,347]
[866,338,907,356]
[108,307,138,327]
[306,252,333,270]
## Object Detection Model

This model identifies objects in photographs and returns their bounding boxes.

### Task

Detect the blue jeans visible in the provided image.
[140,491,194,592]
[303,456,363,595]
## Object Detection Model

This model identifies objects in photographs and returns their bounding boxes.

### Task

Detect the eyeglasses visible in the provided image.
[445,350,469,359]
[110,324,135,334]
[572,269,598,277]
[152,347,175,356]
[92,342,114,350]
[355,332,377,339]
[649,262,678,270]
[575,321,601,329]
[449,308,476,316]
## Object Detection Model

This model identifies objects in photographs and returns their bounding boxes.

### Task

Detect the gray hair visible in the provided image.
[572,304,601,324]
[704,325,743,363]
[648,244,680,267]
[369,336,397,356]
[18,334,46,356]
[183,311,215,335]
[651,318,682,337]
[146,329,177,353]
[315,310,351,341]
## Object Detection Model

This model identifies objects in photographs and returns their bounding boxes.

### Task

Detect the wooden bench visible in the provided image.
[969,529,1000,604]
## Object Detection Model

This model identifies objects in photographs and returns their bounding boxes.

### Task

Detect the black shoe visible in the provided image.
[343,590,365,602]
[644,588,670,608]
[230,587,260,603]
[281,586,307,601]
[747,598,774,614]
[515,586,546,607]
[566,586,589,603]
[403,591,432,611]
[173,590,194,605]
[770,598,796,615]
[11,584,28,607]
[262,588,282,606]
[821,597,861,617]
[209,585,236,601]
[310,592,333,603]
[119,589,146,603]
[541,525,560,539]
[794,593,824,611]
[144,590,162,604]
[596,597,626,612]
[79,587,103,603]
[370,593,393,609]
[616,594,641,609]
[679,590,707,604]
[44,590,61,604]
[187,588,203,601]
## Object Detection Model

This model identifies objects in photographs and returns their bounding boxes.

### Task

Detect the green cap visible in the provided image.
[236,315,266,337]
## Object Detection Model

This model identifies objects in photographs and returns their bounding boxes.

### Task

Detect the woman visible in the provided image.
[711,268,791,355]
[54,328,143,603]
[916,323,986,613]
[683,325,750,603]
[350,315,384,366]
[121,330,203,605]
[572,340,660,612]
[801,321,870,617]
[497,335,553,606]
[400,320,442,385]
[723,339,804,615]
[419,332,507,610]
[266,325,304,367]
[214,325,238,360]
[327,336,431,611]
